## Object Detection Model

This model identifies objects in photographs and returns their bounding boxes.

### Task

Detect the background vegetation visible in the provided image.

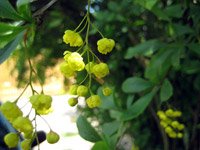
[0,0,200,149]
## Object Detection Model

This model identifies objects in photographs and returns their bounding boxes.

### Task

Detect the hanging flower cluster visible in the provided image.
[157,109,185,138]
[60,6,114,109]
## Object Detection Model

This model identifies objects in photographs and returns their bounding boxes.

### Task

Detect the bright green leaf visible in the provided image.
[76,115,101,142]
[17,0,32,21]
[0,30,25,64]
[122,77,153,93]
[92,141,109,150]
[0,0,23,20]
[160,79,173,102]
[121,89,157,121]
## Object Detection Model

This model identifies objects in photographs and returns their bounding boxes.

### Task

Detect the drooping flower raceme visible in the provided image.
[63,30,83,47]
[97,38,115,54]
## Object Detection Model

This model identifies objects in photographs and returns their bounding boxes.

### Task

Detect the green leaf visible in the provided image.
[76,115,101,142]
[17,0,32,21]
[160,79,173,102]
[163,4,183,18]
[188,43,200,55]
[135,0,158,10]
[0,0,23,20]
[92,141,109,150]
[169,23,194,37]
[126,95,134,109]
[0,30,25,64]
[151,6,170,21]
[124,39,164,59]
[181,60,200,74]
[102,121,120,136]
[145,49,173,83]
[0,23,25,46]
[122,77,153,93]
[121,89,157,121]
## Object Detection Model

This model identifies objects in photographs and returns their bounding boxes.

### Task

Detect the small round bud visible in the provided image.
[102,87,112,96]
[85,62,96,73]
[21,139,31,150]
[177,133,183,138]
[172,111,182,117]
[77,85,88,97]
[165,109,174,117]
[160,121,168,128]
[47,131,60,144]
[69,84,78,95]
[68,98,78,107]
[177,124,185,130]
[171,121,179,128]
[4,133,19,148]
[168,131,177,138]
[165,126,173,133]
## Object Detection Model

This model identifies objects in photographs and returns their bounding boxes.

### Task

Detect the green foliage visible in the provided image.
[160,79,173,102]
[121,89,157,121]
[1,0,200,149]
[122,77,153,93]
[76,115,101,142]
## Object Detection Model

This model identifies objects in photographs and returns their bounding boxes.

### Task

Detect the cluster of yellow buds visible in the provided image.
[157,109,185,139]
[60,10,115,109]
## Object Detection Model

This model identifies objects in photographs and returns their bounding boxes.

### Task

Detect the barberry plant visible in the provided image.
[60,0,115,108]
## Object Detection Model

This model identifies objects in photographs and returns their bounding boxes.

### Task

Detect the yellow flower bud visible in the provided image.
[63,30,83,47]
[93,63,109,78]
[165,126,173,133]
[97,38,115,54]
[60,62,75,77]
[77,85,88,97]
[172,111,182,117]
[168,131,177,138]
[177,124,185,130]
[157,111,167,120]
[177,132,183,138]
[165,109,174,117]
[85,62,96,73]
[171,121,179,128]
[67,52,85,71]
[102,87,112,96]
[160,121,168,128]
[86,95,101,108]
[68,98,78,107]
[69,84,78,95]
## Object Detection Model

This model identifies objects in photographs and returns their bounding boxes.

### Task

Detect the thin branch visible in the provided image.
[33,0,58,17]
